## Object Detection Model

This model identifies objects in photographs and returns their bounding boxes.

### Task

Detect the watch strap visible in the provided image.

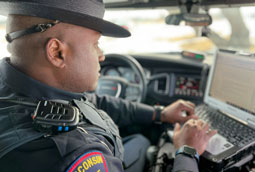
[175,145,200,162]
[153,105,164,122]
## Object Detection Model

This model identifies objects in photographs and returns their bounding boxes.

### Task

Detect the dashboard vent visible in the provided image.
[150,73,170,95]
[158,78,167,92]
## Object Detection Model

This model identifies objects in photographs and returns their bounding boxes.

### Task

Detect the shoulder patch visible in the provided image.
[67,151,108,172]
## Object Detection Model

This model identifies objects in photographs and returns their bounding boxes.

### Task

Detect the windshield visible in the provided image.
[0,6,255,57]
[101,7,255,54]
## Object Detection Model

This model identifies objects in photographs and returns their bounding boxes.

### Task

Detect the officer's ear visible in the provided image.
[45,38,67,68]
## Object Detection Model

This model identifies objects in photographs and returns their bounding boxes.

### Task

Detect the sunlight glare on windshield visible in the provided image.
[0,16,8,58]
[101,9,197,54]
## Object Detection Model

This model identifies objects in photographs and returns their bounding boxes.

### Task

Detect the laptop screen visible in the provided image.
[204,51,255,126]
[209,52,255,115]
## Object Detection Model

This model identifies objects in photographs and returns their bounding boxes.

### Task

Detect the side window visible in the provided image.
[0,16,8,58]
[208,7,255,53]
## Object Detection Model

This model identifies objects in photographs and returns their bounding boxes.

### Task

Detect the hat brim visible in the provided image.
[0,1,131,38]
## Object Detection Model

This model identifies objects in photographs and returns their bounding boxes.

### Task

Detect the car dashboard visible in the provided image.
[100,52,212,105]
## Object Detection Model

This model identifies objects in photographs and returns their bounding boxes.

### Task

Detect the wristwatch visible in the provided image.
[175,145,200,162]
[153,105,164,122]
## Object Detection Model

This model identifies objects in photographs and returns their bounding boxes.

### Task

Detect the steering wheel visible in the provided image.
[96,54,147,102]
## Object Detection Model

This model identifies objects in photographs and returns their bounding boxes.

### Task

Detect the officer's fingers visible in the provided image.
[179,105,195,116]
[185,119,195,125]
[193,115,199,120]
[197,119,204,126]
[179,101,194,110]
[206,129,217,139]
[174,123,181,133]
[182,114,198,123]
[186,101,195,108]
[202,122,210,132]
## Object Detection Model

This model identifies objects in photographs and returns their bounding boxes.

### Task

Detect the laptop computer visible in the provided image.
[196,51,255,171]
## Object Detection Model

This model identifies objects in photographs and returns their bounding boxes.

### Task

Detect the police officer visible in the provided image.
[0,0,216,172]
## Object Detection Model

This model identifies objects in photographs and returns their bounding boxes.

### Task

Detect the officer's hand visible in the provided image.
[161,99,198,124]
[173,119,217,155]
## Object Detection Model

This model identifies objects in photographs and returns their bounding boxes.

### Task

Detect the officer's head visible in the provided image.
[0,0,130,92]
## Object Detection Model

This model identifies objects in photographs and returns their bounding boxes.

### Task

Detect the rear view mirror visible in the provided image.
[165,13,212,27]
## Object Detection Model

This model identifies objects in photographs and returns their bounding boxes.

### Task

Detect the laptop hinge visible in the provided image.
[247,119,255,129]
[219,110,248,126]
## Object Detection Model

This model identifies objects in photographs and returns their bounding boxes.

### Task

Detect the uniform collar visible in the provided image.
[0,57,85,101]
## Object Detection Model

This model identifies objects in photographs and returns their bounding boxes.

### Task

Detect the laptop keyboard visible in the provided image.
[196,105,255,147]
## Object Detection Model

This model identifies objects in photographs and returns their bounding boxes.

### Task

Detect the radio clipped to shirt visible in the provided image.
[32,100,80,134]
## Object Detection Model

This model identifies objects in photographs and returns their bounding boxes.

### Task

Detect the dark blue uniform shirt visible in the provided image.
[0,58,198,172]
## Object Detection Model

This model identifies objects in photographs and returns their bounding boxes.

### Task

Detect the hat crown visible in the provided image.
[8,0,105,18]
[0,0,131,38]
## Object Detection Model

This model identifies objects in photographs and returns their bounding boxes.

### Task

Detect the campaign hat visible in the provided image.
[0,0,131,38]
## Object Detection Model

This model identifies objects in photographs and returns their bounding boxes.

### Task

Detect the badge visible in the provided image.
[67,151,108,172]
